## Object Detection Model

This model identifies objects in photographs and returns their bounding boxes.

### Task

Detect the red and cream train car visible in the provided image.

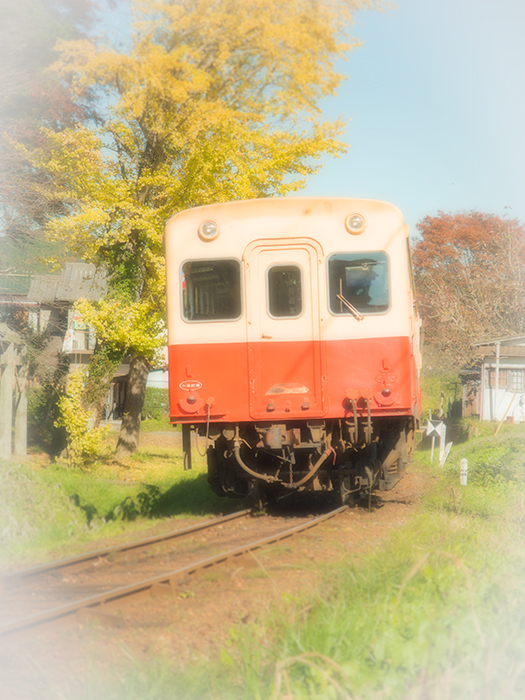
[164,198,421,505]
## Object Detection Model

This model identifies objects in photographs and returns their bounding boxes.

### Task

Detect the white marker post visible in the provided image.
[460,459,468,486]
[438,422,447,465]
[440,441,453,467]
[427,419,445,464]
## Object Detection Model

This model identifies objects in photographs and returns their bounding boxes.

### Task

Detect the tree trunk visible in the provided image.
[115,354,150,458]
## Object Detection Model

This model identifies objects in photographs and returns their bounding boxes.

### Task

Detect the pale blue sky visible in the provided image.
[101,0,525,238]
[300,0,525,237]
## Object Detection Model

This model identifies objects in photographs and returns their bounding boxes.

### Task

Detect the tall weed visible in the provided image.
[0,463,87,566]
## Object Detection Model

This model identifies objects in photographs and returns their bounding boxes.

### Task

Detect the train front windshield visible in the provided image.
[182,259,242,321]
[328,252,390,315]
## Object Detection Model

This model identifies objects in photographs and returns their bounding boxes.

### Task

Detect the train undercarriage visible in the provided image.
[190,416,416,508]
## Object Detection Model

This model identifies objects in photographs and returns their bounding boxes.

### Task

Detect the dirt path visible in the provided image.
[0,467,428,700]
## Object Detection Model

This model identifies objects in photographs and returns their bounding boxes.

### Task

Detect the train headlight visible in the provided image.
[198,219,220,241]
[374,387,397,406]
[345,213,367,235]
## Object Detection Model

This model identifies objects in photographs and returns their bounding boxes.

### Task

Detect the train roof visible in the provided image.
[166,196,405,228]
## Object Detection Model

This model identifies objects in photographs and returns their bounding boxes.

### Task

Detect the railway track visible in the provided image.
[0,505,347,637]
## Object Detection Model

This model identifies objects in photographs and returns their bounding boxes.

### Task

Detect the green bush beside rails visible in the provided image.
[142,387,169,421]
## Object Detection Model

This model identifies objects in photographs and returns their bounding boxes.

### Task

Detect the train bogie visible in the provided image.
[165,198,421,504]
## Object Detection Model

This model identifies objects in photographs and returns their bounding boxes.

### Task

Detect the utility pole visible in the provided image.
[0,342,14,460]
[0,327,28,460]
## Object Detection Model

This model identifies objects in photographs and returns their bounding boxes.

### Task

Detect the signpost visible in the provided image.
[426,418,452,466]
[0,333,28,460]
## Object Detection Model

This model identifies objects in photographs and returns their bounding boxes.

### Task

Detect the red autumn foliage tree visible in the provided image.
[412,211,525,367]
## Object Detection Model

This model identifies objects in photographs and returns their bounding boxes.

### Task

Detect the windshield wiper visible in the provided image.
[336,293,364,321]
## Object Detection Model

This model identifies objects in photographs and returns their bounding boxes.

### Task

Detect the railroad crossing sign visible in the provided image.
[426,419,446,438]
[426,419,452,465]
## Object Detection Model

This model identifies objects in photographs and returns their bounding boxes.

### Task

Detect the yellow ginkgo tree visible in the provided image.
[24,0,381,456]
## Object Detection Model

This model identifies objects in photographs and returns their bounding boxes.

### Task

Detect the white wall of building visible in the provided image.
[481,358,525,422]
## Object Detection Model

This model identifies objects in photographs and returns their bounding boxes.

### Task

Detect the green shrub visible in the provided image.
[421,367,461,419]
[27,353,70,457]
[142,387,169,420]
[469,457,525,489]
[27,385,66,456]
[0,463,87,564]
[55,368,110,468]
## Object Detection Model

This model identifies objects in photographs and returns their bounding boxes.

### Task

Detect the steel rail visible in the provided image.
[1,509,252,583]
[0,505,347,636]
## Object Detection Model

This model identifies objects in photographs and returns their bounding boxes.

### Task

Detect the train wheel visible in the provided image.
[406,425,416,462]
[250,481,266,511]
[250,482,281,510]
[335,473,354,507]
[206,447,224,497]
[265,489,279,508]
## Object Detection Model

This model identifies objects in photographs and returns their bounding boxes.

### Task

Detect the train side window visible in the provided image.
[267,265,302,318]
[182,259,241,321]
[328,252,389,315]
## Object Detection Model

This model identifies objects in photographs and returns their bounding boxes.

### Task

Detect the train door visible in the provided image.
[244,239,325,420]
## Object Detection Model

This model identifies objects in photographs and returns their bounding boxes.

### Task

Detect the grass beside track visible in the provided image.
[0,424,242,569]
[223,422,525,700]
[3,421,525,698]
[72,421,525,700]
